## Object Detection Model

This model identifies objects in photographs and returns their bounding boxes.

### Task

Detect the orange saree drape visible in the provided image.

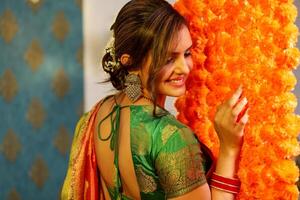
[61,102,105,200]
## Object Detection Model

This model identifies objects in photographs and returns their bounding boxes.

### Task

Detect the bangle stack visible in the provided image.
[210,172,241,194]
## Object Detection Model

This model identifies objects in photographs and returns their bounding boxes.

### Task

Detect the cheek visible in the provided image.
[157,65,174,82]
[187,57,193,70]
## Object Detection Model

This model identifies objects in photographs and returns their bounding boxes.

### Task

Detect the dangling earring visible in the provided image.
[124,73,142,102]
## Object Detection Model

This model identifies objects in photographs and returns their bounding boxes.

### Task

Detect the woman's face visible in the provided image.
[156,25,193,97]
[139,25,193,99]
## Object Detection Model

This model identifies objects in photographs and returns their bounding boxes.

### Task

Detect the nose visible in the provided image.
[174,55,192,75]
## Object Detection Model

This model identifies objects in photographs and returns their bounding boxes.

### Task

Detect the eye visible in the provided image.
[166,57,175,64]
[184,50,192,57]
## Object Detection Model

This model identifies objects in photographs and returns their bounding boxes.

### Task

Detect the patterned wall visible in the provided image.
[0,0,83,199]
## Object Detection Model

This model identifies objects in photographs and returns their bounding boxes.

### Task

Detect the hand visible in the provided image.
[214,86,249,154]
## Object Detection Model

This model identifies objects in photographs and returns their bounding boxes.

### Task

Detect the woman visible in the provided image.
[61,0,248,199]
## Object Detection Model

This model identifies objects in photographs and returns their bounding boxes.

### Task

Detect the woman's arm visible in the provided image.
[170,86,248,200]
[212,85,248,199]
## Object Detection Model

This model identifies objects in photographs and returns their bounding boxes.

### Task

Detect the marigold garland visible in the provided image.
[174,0,300,199]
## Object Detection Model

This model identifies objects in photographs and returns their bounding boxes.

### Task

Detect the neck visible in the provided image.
[143,89,166,108]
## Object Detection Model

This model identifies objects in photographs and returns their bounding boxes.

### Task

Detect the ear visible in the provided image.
[120,54,132,66]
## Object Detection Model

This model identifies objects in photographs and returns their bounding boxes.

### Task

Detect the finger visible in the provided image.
[232,97,248,117]
[234,108,249,133]
[239,110,249,124]
[228,85,243,107]
[236,103,249,123]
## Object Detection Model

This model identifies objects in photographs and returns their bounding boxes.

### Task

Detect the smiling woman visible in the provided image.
[136,26,194,103]
[82,0,178,112]
[62,0,250,200]
[155,27,193,99]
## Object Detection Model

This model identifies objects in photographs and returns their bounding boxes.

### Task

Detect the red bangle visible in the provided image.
[209,172,241,194]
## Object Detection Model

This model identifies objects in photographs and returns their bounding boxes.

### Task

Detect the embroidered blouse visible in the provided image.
[98,101,208,199]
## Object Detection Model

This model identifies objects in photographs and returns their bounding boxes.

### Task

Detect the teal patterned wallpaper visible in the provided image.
[0,0,83,199]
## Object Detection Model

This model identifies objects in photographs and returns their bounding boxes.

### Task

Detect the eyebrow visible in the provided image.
[169,44,193,55]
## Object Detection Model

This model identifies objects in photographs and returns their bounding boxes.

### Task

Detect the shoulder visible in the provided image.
[75,95,115,131]
[150,114,200,160]
[157,114,197,144]
[154,115,207,198]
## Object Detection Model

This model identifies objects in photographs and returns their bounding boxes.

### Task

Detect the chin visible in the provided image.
[162,86,186,97]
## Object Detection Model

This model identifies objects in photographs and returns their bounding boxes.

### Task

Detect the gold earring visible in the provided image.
[124,73,142,102]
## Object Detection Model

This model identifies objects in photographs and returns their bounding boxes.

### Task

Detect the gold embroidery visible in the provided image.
[179,127,198,144]
[131,124,150,155]
[156,143,205,197]
[141,106,152,114]
[69,107,94,199]
[161,124,177,145]
[141,105,168,116]
[136,166,157,193]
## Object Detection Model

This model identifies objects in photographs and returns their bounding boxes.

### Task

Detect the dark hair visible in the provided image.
[102,0,187,111]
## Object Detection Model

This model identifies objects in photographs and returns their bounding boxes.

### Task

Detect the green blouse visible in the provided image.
[98,102,208,200]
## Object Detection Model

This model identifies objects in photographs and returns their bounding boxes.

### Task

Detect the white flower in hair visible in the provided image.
[105,35,115,52]
[103,35,120,73]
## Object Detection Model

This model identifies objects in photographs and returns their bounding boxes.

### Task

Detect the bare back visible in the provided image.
[94,94,144,199]
[93,94,210,200]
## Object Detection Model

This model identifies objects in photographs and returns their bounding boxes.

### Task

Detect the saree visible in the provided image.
[61,101,104,200]
[61,99,215,200]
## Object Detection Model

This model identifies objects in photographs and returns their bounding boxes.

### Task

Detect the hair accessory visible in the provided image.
[103,36,121,73]
[210,172,241,194]
[124,73,142,102]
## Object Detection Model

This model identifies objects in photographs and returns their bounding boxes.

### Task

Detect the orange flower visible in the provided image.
[174,0,300,199]
[274,3,298,26]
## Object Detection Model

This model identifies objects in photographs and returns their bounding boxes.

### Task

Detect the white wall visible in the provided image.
[83,0,176,113]
[83,0,127,111]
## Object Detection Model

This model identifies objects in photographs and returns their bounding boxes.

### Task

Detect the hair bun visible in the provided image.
[109,67,128,90]
[102,52,115,73]
[102,48,120,73]
[102,50,128,90]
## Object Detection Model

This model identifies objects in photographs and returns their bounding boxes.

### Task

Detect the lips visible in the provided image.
[166,76,186,87]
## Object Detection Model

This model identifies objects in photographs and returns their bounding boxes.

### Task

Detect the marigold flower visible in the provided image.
[174,0,300,199]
